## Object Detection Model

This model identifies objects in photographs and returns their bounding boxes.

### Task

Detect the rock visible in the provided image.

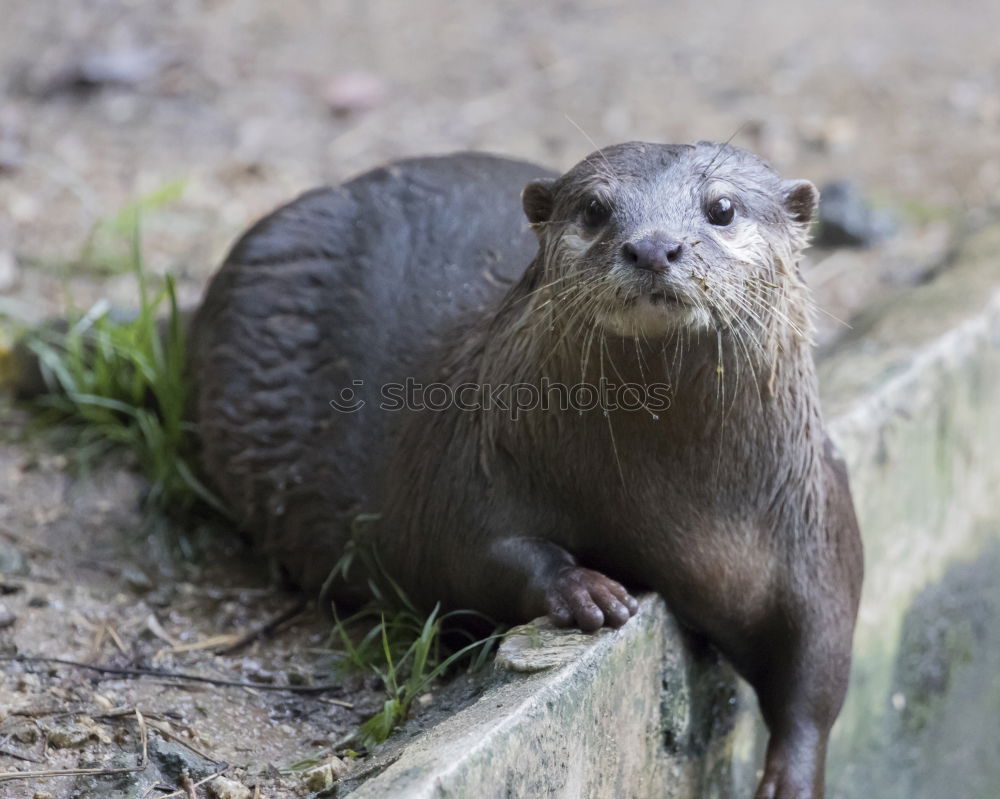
[495,617,609,672]
[72,753,151,799]
[9,720,39,744]
[301,757,348,793]
[815,180,897,248]
[303,766,333,792]
[149,736,218,783]
[0,604,16,629]
[46,717,111,749]
[208,775,253,799]
[32,48,168,98]
[92,692,115,711]
[327,756,349,779]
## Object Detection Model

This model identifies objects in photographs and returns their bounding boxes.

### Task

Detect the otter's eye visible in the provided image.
[706,196,735,226]
[582,198,611,230]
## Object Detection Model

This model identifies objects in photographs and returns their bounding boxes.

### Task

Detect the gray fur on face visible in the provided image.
[522,141,819,344]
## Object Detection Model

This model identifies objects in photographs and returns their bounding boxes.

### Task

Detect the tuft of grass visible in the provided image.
[23,218,225,516]
[336,603,502,750]
[80,180,188,275]
[327,518,505,749]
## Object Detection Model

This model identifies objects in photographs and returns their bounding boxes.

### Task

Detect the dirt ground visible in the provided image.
[1,0,998,797]
[0,399,385,798]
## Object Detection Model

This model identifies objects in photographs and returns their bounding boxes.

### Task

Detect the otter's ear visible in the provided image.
[782,179,819,226]
[522,179,555,225]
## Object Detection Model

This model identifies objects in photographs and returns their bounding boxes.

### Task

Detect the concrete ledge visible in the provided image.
[347,223,1000,798]
[819,223,1000,797]
[347,600,740,799]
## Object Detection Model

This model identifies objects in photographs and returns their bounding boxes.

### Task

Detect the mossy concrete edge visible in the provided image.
[347,595,740,799]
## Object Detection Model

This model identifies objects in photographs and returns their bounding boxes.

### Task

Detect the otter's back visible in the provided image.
[189,153,551,590]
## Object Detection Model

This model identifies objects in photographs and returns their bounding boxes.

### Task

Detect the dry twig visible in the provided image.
[145,719,221,765]
[215,599,307,655]
[1,654,342,693]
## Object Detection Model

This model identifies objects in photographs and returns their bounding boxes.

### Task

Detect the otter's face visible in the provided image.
[521,141,818,339]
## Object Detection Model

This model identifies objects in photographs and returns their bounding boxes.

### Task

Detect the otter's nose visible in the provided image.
[622,235,683,273]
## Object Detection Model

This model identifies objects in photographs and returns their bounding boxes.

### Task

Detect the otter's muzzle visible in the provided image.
[621,234,683,274]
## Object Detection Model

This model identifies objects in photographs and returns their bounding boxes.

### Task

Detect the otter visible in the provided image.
[189,142,863,799]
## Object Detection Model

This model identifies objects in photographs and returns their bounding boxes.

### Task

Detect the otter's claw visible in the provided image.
[544,567,639,632]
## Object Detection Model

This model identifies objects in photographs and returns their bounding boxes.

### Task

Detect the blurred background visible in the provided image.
[1,0,998,331]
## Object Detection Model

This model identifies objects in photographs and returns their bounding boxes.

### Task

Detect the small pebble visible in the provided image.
[324,71,386,115]
[301,755,349,791]
[123,567,154,593]
[208,776,253,799]
[35,48,167,97]
[327,755,349,779]
[46,716,110,749]
[11,722,38,744]
[302,763,334,792]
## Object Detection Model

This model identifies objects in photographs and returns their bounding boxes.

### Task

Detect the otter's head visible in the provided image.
[521,141,818,342]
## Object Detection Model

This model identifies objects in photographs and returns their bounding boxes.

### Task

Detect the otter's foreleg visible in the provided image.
[483,537,639,632]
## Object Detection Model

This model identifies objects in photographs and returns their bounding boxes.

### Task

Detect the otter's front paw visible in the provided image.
[544,567,638,632]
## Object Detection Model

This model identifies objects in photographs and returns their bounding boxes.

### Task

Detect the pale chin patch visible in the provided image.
[597,297,712,338]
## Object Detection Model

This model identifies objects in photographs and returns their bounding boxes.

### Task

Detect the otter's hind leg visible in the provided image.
[744,618,854,799]
[749,566,860,795]
[744,442,863,798]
